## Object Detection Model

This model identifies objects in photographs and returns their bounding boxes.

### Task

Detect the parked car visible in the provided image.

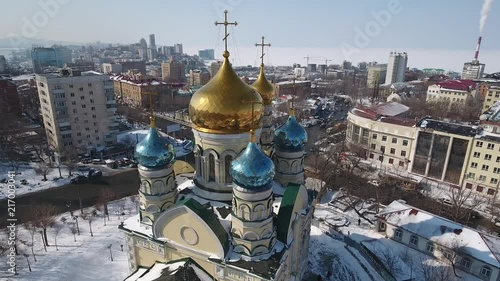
[88,169,103,179]
[71,175,88,184]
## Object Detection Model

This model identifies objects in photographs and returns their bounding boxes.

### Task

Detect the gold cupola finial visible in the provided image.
[215,10,238,54]
[252,36,275,106]
[189,10,263,134]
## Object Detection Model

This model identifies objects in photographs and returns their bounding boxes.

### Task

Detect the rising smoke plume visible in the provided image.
[480,0,495,33]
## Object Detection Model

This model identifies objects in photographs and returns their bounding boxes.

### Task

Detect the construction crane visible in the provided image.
[303,55,323,66]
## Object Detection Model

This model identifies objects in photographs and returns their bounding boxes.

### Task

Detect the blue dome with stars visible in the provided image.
[230,142,275,191]
[274,114,308,152]
[134,118,175,169]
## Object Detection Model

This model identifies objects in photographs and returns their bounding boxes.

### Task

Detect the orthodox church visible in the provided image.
[120,12,313,281]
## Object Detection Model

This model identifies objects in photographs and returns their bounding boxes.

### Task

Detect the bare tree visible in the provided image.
[69,223,78,242]
[32,203,58,247]
[60,148,79,177]
[23,222,38,262]
[442,239,468,278]
[81,211,95,237]
[447,185,481,224]
[34,162,53,181]
[419,256,457,281]
[96,188,117,221]
[378,247,404,277]
[52,222,65,251]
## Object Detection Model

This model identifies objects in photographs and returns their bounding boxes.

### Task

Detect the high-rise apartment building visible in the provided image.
[198,49,214,60]
[139,38,148,61]
[462,62,485,80]
[174,43,183,55]
[189,69,211,86]
[161,60,185,82]
[36,69,118,155]
[367,64,387,88]
[32,46,72,74]
[385,52,407,85]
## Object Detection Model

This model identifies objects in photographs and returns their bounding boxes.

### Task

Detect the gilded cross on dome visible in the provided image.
[214,10,238,56]
[255,36,271,66]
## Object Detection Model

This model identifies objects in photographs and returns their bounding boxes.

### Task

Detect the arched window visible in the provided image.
[208,154,215,182]
[224,155,233,183]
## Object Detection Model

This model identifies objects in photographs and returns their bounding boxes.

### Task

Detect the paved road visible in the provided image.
[0,169,140,228]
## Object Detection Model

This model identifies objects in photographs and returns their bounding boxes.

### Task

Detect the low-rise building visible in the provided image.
[274,80,311,100]
[482,84,500,112]
[426,80,477,103]
[367,64,387,88]
[189,69,210,86]
[377,200,500,281]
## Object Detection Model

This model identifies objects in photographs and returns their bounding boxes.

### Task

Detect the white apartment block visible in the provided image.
[36,69,118,155]
[483,85,500,112]
[385,52,407,85]
[426,80,477,103]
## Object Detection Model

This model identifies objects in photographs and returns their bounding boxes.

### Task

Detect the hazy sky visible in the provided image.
[1,0,499,70]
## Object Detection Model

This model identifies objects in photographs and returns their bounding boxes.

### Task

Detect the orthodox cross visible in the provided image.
[142,80,157,123]
[290,78,297,115]
[249,101,263,143]
[215,10,238,53]
[255,36,271,65]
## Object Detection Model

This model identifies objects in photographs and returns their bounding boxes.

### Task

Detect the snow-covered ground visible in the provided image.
[0,196,136,281]
[117,129,193,158]
[307,226,384,281]
[312,191,481,281]
[0,163,75,200]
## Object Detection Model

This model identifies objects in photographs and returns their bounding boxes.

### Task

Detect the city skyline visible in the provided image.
[1,0,500,71]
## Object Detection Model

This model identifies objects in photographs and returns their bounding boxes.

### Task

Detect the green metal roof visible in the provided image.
[276,184,301,243]
[176,198,230,255]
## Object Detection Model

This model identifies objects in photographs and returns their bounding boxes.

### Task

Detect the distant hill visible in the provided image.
[0,36,80,48]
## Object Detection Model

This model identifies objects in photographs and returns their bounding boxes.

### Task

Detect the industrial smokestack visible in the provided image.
[474,36,482,61]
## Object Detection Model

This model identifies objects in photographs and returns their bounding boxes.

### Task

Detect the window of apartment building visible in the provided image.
[89,91,93,95]
[78,140,82,144]
[399,161,404,167]
[485,154,492,161]
[473,152,480,158]
[77,132,81,136]
[85,127,90,131]
[390,148,395,154]
[402,140,408,146]
[82,105,86,109]
[378,156,384,162]
[80,96,85,100]
[497,156,500,163]
[471,162,478,169]
[94,129,98,133]
[84,120,88,124]
[479,175,487,182]
[93,122,97,126]
[460,258,471,270]
[481,266,492,278]
[70,93,74,97]
[380,146,385,153]
[369,153,374,159]
[92,114,96,118]
[394,229,403,240]
[379,222,386,231]
[487,189,496,196]
[88,83,92,87]
[487,143,495,150]
[490,178,498,185]
[494,167,500,174]
[382,136,387,142]
[91,107,95,111]
[69,84,73,88]
[71,101,76,105]
[482,165,489,171]
[73,109,77,114]
[90,99,94,104]
[401,150,406,157]
[477,185,484,192]
[392,138,397,144]
[371,144,376,150]
[389,158,394,164]
[443,251,453,260]
[465,183,473,189]
[96,136,100,140]
[372,134,377,140]
[409,235,418,247]
[476,141,483,147]
[79,87,83,91]
[425,242,434,253]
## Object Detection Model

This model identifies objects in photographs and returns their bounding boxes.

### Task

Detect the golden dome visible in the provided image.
[252,64,275,106]
[189,51,263,134]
